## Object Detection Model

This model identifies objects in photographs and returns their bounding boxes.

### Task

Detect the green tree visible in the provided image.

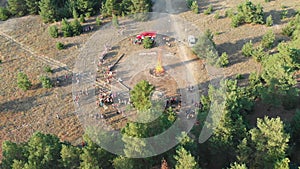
[8,0,27,16]
[61,144,81,169]
[130,0,151,14]
[56,42,65,50]
[17,72,32,91]
[39,0,56,23]
[0,7,10,21]
[217,52,229,67]
[71,18,82,36]
[242,41,254,57]
[274,158,290,169]
[102,0,118,16]
[76,0,98,17]
[261,30,275,49]
[191,1,198,14]
[266,15,273,26]
[174,147,199,169]
[79,14,85,23]
[26,132,62,169]
[2,141,26,169]
[40,75,52,88]
[228,162,247,169]
[112,156,135,169]
[237,117,290,168]
[96,17,101,26]
[26,0,40,15]
[61,18,73,37]
[130,80,155,111]
[49,25,59,38]
[143,37,154,49]
[12,160,26,169]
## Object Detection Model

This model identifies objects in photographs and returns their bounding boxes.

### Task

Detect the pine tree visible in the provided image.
[71,18,82,36]
[26,0,40,15]
[228,162,248,169]
[8,0,27,16]
[17,72,32,91]
[39,0,56,23]
[61,18,73,37]
[237,117,290,168]
[130,80,155,111]
[61,145,81,169]
[174,147,198,169]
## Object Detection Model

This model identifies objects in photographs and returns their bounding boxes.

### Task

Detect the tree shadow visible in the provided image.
[264,8,297,25]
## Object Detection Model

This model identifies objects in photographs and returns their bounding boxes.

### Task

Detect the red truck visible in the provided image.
[134,31,157,44]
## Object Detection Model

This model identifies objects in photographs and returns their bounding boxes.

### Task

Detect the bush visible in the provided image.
[235,74,244,79]
[261,30,275,49]
[191,1,199,14]
[225,9,234,18]
[186,0,194,8]
[112,14,119,28]
[56,42,65,50]
[40,75,52,88]
[282,22,295,36]
[281,9,288,19]
[49,25,59,38]
[204,5,213,15]
[214,11,220,19]
[0,7,10,21]
[143,37,154,49]
[61,18,73,37]
[204,29,214,42]
[44,65,53,73]
[72,9,78,19]
[232,1,264,27]
[242,41,254,57]
[17,72,32,91]
[96,17,102,26]
[71,18,82,36]
[79,14,85,23]
[231,14,244,27]
[252,45,266,62]
[216,52,229,67]
[265,15,273,26]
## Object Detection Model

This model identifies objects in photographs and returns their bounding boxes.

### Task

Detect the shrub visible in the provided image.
[17,72,32,91]
[214,11,220,19]
[61,18,73,37]
[79,14,85,23]
[242,41,254,57]
[204,5,213,15]
[71,18,82,36]
[204,29,214,41]
[112,14,119,28]
[281,9,288,19]
[252,45,266,62]
[72,9,78,19]
[231,14,244,27]
[216,52,229,67]
[143,37,154,49]
[49,25,59,38]
[261,30,275,49]
[56,42,65,50]
[225,9,234,18]
[40,75,52,88]
[232,1,264,27]
[0,7,10,21]
[235,74,244,79]
[282,22,294,36]
[44,65,53,73]
[265,15,273,26]
[96,17,102,26]
[186,0,194,8]
[191,1,199,14]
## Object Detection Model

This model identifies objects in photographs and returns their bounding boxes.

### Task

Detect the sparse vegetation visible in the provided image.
[96,17,102,26]
[225,8,234,18]
[214,11,220,19]
[79,14,85,23]
[44,65,53,73]
[191,1,199,14]
[252,45,266,62]
[281,9,288,19]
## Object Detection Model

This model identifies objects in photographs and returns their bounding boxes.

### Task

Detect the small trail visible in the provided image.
[0,31,71,73]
